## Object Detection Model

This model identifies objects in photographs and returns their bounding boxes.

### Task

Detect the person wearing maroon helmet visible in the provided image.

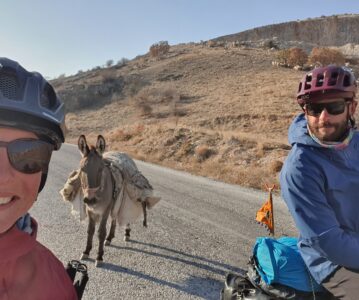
[280,65,359,299]
[0,57,77,299]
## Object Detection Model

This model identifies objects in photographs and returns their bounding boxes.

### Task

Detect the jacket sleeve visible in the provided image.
[280,150,359,269]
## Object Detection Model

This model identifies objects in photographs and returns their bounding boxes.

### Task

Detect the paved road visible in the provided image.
[30,143,297,299]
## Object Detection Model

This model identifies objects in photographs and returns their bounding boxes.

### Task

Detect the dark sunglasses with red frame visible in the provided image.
[0,138,54,174]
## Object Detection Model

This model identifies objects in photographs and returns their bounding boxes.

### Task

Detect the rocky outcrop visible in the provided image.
[214,14,359,47]
[57,77,125,111]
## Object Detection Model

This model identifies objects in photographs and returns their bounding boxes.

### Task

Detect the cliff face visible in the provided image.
[215,14,359,47]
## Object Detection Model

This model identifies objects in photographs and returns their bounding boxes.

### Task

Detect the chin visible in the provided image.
[0,219,16,234]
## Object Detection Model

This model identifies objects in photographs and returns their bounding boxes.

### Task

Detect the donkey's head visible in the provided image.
[78,135,106,205]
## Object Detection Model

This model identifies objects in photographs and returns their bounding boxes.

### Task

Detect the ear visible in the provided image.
[78,135,89,156]
[350,100,358,116]
[96,135,106,154]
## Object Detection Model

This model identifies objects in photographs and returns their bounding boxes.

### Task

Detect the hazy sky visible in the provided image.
[1,1,358,79]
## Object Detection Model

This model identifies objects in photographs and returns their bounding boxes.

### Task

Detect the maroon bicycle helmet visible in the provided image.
[297,65,357,105]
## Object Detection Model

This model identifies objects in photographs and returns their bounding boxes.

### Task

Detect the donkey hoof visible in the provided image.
[104,240,111,246]
[80,253,89,260]
[95,260,103,267]
[143,222,148,228]
[124,235,130,242]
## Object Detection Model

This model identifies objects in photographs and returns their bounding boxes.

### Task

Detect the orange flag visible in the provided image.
[256,184,275,235]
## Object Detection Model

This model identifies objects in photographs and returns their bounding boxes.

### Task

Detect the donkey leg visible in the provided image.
[124,223,131,242]
[81,216,96,260]
[142,201,147,228]
[95,216,108,267]
[105,219,116,246]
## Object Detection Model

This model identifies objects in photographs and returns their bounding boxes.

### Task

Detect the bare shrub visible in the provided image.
[102,70,116,84]
[132,87,153,116]
[308,47,345,66]
[162,87,178,102]
[207,40,216,47]
[235,166,280,190]
[132,85,182,118]
[256,143,265,158]
[150,41,170,58]
[269,160,283,173]
[195,145,213,162]
[276,49,290,65]
[262,39,278,49]
[117,57,129,66]
[177,140,194,158]
[106,59,114,67]
[346,58,358,66]
[138,103,153,116]
[108,129,132,141]
[287,48,308,67]
[276,48,308,67]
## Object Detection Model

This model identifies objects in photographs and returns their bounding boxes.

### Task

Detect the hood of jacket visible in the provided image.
[288,113,320,148]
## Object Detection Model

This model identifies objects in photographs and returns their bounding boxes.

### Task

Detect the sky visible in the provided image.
[1,1,358,79]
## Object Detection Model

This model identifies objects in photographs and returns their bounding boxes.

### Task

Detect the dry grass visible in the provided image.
[60,44,359,190]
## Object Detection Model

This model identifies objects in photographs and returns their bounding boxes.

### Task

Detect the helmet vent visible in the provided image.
[328,72,338,86]
[0,72,19,100]
[316,74,324,87]
[298,82,302,93]
[304,75,312,90]
[40,83,59,111]
[343,74,351,87]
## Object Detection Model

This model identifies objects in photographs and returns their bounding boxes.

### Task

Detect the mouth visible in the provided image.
[0,196,17,206]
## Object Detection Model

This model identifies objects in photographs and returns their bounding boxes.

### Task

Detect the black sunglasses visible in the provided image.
[305,101,348,117]
[0,138,54,174]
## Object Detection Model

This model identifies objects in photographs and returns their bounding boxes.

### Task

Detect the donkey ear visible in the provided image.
[78,135,89,156]
[96,135,106,154]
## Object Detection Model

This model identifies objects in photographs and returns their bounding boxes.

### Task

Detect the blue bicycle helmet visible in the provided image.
[0,57,66,191]
[0,57,65,150]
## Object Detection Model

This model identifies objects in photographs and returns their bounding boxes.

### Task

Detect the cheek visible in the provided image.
[306,116,318,126]
[20,172,42,202]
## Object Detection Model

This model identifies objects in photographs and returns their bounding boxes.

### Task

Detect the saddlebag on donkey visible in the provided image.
[221,237,332,300]
[60,151,160,224]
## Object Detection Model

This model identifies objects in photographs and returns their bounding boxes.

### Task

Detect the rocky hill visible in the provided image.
[52,14,359,191]
[213,14,359,51]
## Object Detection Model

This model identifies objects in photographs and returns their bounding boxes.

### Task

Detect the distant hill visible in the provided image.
[213,14,359,48]
[53,14,359,190]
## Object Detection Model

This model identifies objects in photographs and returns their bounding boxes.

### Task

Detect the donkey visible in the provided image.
[77,134,152,267]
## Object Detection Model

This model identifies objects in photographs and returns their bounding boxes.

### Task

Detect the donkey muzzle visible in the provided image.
[83,197,97,205]
[82,187,100,205]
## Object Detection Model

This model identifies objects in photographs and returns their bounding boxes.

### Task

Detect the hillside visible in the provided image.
[51,15,359,191]
[213,14,359,52]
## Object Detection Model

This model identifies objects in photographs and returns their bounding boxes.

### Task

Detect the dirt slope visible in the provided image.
[52,42,359,191]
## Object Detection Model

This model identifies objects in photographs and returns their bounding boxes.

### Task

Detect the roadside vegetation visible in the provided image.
[57,40,359,191]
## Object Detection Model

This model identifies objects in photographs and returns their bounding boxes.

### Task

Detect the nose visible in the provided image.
[0,148,14,184]
[83,197,96,205]
[318,108,331,121]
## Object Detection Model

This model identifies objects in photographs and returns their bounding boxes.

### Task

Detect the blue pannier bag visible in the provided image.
[253,236,322,292]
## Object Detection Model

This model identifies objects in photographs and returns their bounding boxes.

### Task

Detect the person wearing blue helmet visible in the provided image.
[0,58,77,299]
[280,65,359,300]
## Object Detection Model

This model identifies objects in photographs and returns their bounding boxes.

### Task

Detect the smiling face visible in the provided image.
[0,127,42,233]
[305,98,358,142]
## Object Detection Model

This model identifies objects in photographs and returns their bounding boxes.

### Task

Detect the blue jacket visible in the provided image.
[280,113,359,284]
